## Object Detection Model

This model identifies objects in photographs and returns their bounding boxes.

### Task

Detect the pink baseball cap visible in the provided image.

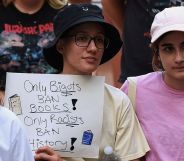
[151,6,184,43]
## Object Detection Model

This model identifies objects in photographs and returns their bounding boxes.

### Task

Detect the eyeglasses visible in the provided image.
[65,33,109,49]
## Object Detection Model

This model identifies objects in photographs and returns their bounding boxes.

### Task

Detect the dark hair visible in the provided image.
[151,32,172,71]
[150,40,163,71]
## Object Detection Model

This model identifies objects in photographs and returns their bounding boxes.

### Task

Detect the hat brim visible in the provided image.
[44,16,122,71]
[151,24,184,43]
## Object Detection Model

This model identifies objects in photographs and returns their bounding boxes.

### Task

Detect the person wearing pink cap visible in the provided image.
[121,6,184,161]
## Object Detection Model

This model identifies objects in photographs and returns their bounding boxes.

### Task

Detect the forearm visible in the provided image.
[101,0,126,35]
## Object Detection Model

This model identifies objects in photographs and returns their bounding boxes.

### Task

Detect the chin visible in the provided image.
[174,74,184,81]
[86,64,98,70]
[81,68,97,75]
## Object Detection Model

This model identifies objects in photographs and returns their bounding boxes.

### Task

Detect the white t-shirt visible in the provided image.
[0,107,34,161]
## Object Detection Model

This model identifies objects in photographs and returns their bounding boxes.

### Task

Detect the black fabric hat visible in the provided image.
[44,3,122,70]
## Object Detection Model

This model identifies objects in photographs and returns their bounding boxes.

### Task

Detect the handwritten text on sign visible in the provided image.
[5,73,105,158]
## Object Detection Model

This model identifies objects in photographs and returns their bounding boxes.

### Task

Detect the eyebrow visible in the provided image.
[161,41,184,47]
[160,43,172,47]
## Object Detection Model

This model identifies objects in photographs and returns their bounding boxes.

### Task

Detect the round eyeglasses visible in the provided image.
[66,33,109,49]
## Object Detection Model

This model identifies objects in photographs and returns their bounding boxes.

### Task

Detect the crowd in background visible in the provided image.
[0,0,184,161]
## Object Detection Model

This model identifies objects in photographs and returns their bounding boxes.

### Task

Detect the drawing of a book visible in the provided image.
[9,94,22,115]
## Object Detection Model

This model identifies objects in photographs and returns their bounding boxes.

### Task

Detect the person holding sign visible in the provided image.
[35,3,150,161]
[0,107,34,161]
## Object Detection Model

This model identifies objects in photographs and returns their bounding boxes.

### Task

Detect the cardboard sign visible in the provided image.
[4,72,105,158]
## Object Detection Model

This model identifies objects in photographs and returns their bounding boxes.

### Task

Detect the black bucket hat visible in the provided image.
[44,3,122,71]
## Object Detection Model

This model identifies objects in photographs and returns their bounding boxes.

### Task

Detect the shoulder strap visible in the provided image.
[127,77,137,109]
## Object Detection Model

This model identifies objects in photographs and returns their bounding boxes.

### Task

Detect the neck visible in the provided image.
[62,68,92,76]
[163,72,184,91]
[13,0,45,14]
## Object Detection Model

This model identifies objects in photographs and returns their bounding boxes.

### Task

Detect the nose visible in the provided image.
[87,39,98,51]
[175,49,184,63]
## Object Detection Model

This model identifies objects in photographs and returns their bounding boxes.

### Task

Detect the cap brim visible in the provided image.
[44,17,122,70]
[151,24,184,43]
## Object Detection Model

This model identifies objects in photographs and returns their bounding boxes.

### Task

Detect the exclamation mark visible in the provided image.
[72,99,78,110]
[70,137,77,151]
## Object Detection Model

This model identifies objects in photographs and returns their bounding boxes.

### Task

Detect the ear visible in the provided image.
[56,40,64,54]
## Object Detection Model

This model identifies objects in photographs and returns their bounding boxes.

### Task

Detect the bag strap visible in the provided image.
[127,77,137,109]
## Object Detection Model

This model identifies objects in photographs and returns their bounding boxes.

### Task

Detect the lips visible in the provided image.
[83,56,97,63]
[173,66,184,71]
